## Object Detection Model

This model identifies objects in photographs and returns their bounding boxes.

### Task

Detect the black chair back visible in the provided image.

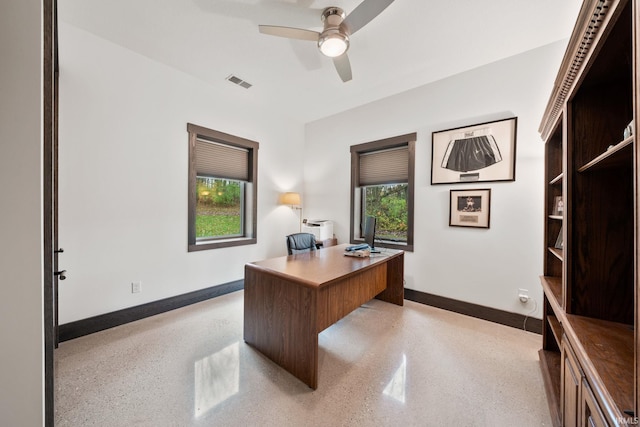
[286,233,317,255]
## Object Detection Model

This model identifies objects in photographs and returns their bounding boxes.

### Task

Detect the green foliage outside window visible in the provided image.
[196,177,242,238]
[364,184,408,242]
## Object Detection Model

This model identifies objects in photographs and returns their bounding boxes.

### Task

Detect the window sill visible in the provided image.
[378,242,413,252]
[188,237,256,252]
[353,239,413,253]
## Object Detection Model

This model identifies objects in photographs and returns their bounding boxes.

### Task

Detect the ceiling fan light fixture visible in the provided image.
[318,31,349,58]
[259,1,396,81]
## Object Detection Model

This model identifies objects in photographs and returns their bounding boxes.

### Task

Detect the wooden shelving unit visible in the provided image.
[550,174,564,185]
[541,276,562,311]
[538,0,638,425]
[577,136,633,172]
[548,247,563,262]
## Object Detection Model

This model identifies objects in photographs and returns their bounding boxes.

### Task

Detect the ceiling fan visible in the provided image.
[258,0,395,82]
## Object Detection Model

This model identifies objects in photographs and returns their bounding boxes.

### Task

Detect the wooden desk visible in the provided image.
[243,244,404,389]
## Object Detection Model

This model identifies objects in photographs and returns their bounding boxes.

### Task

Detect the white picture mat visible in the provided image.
[432,117,517,184]
[449,189,491,228]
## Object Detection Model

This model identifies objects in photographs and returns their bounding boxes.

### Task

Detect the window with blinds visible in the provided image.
[187,123,258,251]
[195,139,249,181]
[358,147,409,186]
[350,133,416,252]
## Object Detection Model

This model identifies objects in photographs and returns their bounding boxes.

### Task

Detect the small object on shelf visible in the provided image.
[552,196,564,216]
[554,226,563,250]
[623,120,634,139]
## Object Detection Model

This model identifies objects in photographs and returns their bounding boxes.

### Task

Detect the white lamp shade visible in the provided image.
[281,192,301,206]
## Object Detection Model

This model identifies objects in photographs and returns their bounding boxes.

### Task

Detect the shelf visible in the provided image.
[547,315,562,346]
[577,136,633,173]
[565,314,635,417]
[538,349,561,427]
[541,276,563,313]
[549,173,563,185]
[548,247,563,262]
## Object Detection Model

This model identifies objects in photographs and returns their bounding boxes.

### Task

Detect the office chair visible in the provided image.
[286,233,317,255]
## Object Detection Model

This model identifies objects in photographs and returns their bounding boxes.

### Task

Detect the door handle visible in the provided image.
[55,248,64,253]
[54,270,67,280]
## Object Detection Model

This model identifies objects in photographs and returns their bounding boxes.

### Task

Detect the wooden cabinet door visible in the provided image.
[581,379,608,427]
[562,340,582,427]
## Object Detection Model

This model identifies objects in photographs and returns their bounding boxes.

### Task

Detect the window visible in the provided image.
[187,123,258,251]
[350,133,415,252]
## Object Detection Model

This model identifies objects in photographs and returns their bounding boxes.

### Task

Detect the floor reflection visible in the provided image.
[383,353,406,403]
[194,341,239,417]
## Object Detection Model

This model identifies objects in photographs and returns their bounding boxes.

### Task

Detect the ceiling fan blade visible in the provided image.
[342,0,395,35]
[258,25,319,42]
[333,55,352,82]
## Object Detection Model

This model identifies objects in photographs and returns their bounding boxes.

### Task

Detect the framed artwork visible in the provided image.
[432,117,517,184]
[555,226,564,250]
[449,188,491,228]
[552,196,564,216]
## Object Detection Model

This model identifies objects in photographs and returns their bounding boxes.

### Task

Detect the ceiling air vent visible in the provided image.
[226,74,252,89]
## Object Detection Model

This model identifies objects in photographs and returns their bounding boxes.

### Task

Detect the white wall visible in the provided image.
[305,41,568,319]
[59,18,566,324]
[0,0,45,425]
[58,23,306,323]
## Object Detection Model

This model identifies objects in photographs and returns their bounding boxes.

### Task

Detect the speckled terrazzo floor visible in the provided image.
[54,290,552,426]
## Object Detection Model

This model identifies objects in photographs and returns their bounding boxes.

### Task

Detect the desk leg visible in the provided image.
[244,265,319,389]
[375,252,404,306]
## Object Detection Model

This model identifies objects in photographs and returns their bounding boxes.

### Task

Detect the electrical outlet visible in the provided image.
[518,288,529,303]
[131,281,142,293]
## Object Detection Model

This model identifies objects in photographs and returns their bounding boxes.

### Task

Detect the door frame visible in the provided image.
[43,0,57,425]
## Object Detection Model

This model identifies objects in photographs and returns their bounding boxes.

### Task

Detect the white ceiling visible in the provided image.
[58,0,582,123]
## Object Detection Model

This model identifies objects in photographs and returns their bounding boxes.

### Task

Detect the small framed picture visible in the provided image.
[555,226,563,250]
[552,196,564,216]
[432,117,517,184]
[449,188,491,229]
